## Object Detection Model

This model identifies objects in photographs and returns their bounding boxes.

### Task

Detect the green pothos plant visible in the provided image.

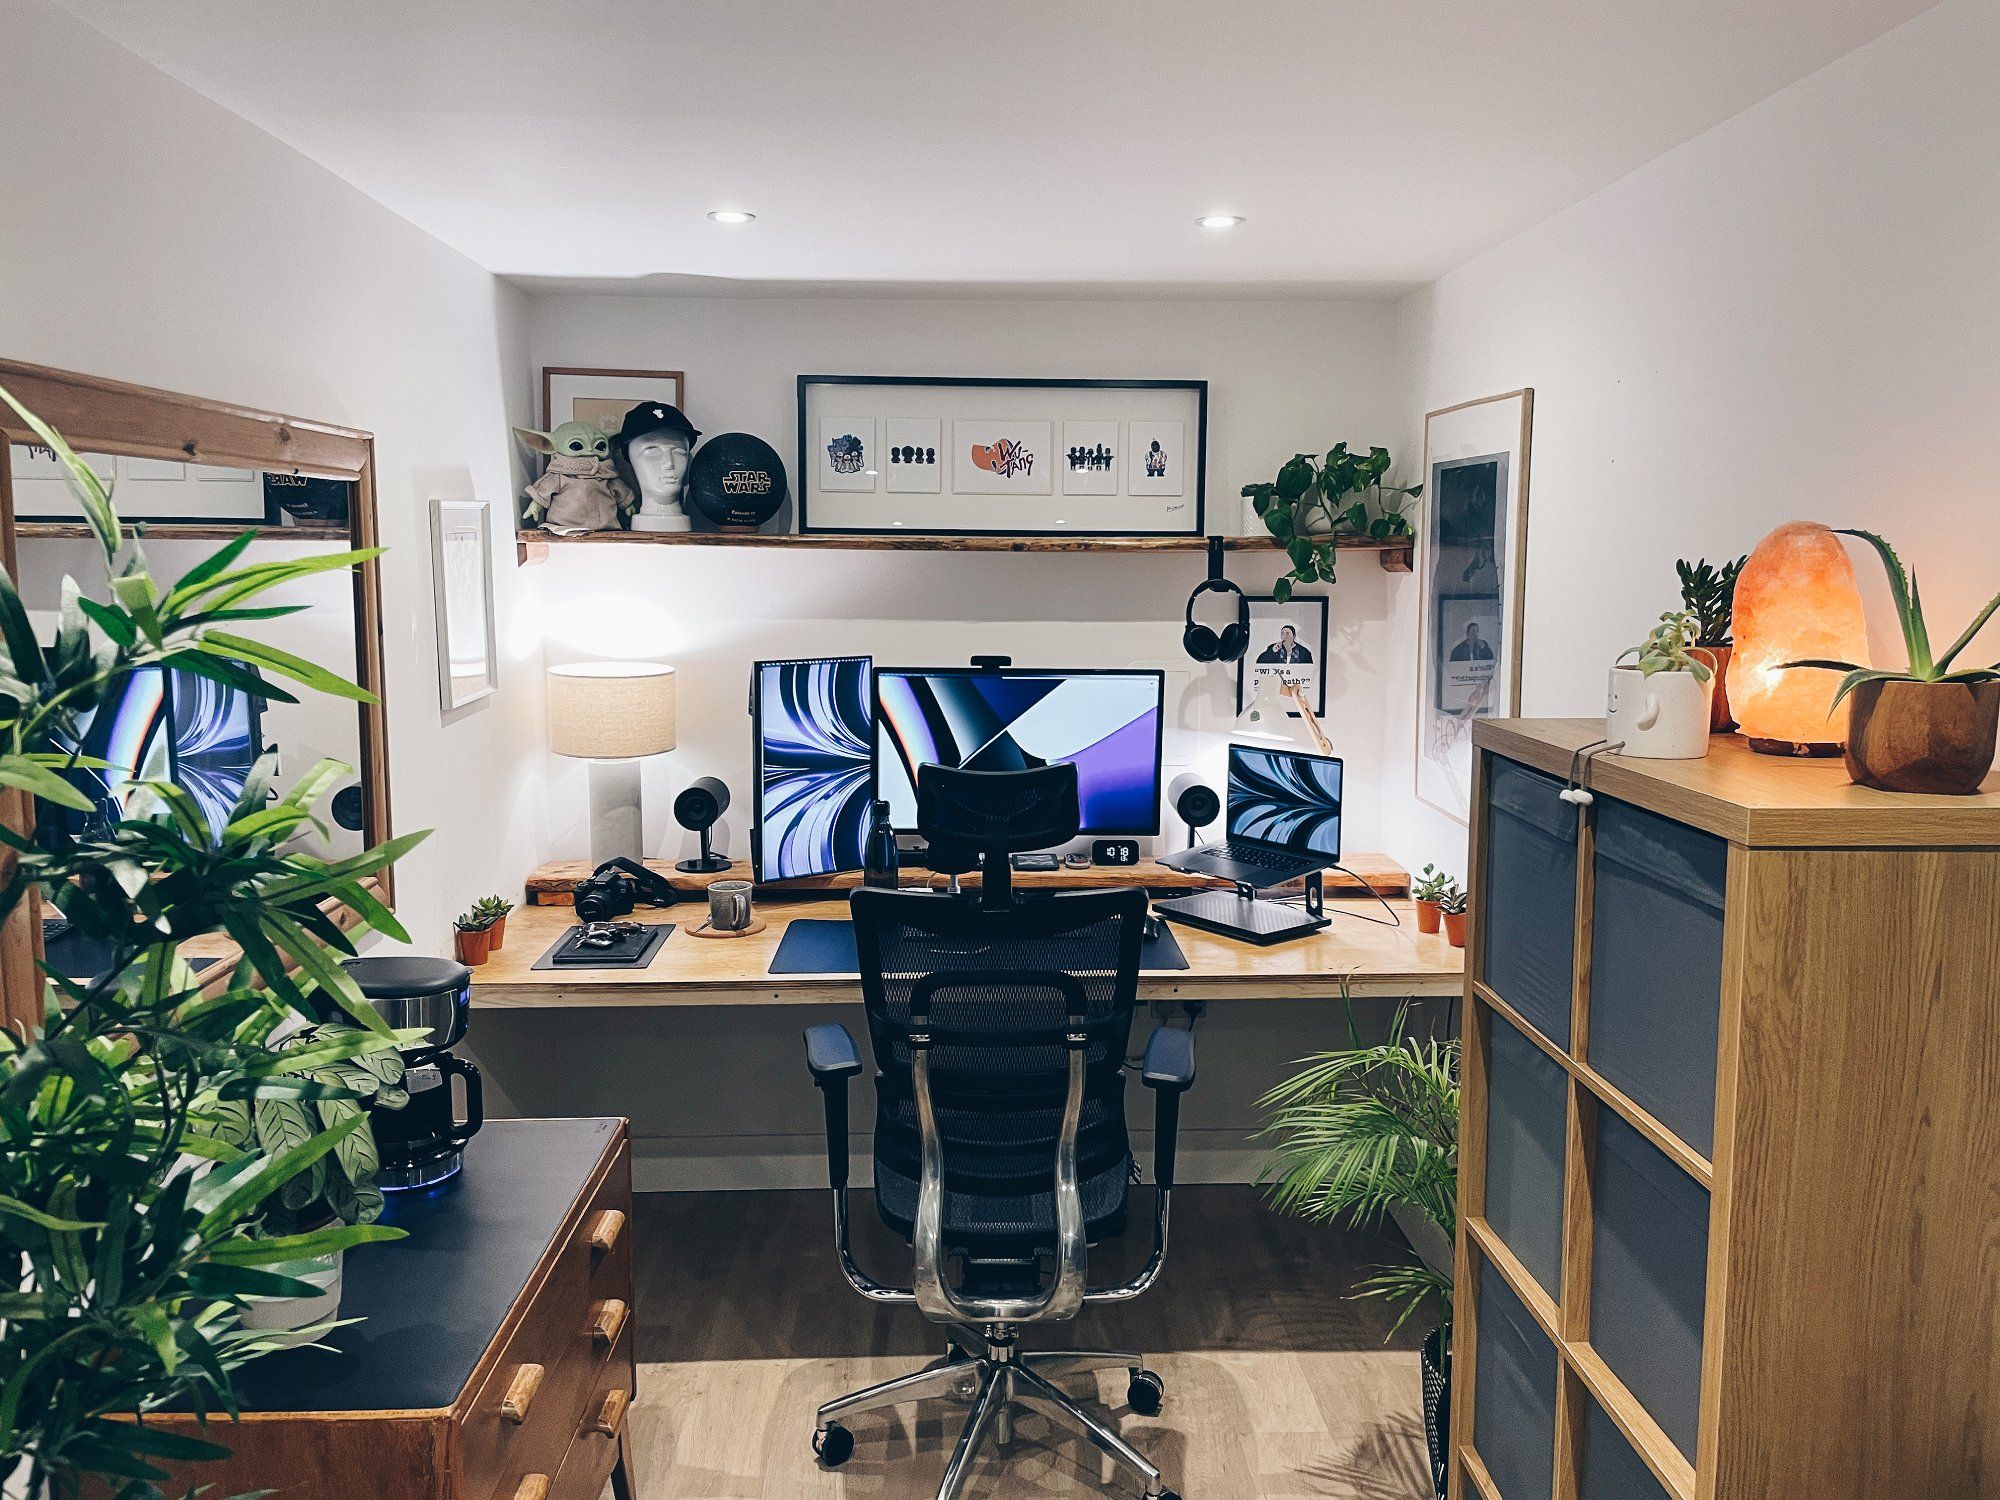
[1243,444,1421,602]
[0,384,428,1499]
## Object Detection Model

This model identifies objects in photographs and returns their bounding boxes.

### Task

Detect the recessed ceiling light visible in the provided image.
[1196,213,1244,230]
[706,209,756,225]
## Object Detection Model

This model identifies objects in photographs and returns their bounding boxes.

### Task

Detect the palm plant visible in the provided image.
[1257,1002,1458,1338]
[0,385,427,1499]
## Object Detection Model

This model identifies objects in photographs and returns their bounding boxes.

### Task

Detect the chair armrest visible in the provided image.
[804,1024,862,1191]
[1142,1025,1196,1093]
[1140,1026,1196,1191]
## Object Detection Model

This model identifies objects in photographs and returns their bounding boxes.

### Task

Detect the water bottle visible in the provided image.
[863,800,899,889]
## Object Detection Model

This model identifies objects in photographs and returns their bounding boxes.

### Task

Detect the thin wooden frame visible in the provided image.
[429,498,500,709]
[0,359,397,1032]
[540,366,685,434]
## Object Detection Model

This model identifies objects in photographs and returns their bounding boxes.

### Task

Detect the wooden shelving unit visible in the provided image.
[19,521,349,541]
[1452,718,2000,1500]
[514,528,1414,570]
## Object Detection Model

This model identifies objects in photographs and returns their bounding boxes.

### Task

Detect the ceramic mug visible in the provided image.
[708,879,754,932]
[1606,663,1715,760]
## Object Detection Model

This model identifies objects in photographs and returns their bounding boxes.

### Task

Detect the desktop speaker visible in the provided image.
[1092,839,1140,867]
[673,777,732,874]
[1170,773,1220,847]
[330,784,365,832]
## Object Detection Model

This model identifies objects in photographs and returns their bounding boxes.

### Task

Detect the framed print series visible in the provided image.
[798,376,1207,538]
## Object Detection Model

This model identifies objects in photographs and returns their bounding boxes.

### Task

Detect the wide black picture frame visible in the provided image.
[797,375,1207,538]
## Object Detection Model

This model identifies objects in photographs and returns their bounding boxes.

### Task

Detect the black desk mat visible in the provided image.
[192,1117,620,1413]
[770,917,1189,975]
[529,921,672,970]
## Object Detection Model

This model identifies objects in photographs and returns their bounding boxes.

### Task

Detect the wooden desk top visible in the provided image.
[473,894,1463,1009]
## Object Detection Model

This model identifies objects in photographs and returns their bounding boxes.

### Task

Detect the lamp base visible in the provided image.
[1746,737,1844,757]
[674,854,732,874]
[586,759,644,866]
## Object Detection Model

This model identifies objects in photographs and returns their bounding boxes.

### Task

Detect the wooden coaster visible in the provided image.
[685,916,769,939]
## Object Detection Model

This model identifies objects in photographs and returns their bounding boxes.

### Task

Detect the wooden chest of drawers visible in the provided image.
[147,1117,637,1500]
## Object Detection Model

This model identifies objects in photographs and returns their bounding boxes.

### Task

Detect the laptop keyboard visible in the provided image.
[1214,842,1310,870]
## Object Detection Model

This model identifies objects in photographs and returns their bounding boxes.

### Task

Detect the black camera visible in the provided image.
[572,857,679,920]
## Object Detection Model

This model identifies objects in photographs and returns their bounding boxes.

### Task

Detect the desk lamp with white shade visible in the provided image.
[547,661,677,866]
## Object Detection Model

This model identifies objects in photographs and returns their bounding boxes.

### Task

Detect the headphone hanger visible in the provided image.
[1182,536,1250,663]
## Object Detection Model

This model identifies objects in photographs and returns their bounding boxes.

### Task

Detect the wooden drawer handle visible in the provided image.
[513,1478,550,1500]
[588,1298,629,1348]
[500,1362,545,1424]
[585,1208,626,1254]
[590,1387,631,1437]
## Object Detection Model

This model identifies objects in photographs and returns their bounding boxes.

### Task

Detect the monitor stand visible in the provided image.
[1154,872,1329,947]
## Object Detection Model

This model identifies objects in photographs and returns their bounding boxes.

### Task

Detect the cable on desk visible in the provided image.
[1268,862,1403,927]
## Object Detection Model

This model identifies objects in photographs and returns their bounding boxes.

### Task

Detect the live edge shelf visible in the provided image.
[515,529,1415,569]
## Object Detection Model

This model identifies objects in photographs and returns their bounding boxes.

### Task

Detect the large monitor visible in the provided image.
[39,664,263,848]
[1226,744,1343,860]
[874,666,1164,835]
[751,656,875,883]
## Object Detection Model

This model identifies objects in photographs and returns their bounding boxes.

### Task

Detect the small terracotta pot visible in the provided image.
[488,913,508,950]
[1414,899,1442,935]
[453,925,493,967]
[1704,644,1737,733]
[1844,678,2000,794]
[1442,910,1467,949]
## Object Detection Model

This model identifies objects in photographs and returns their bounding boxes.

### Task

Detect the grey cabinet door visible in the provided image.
[1580,1396,1672,1500]
[1481,757,1579,1049]
[1483,1010,1568,1300]
[1473,1258,1560,1500]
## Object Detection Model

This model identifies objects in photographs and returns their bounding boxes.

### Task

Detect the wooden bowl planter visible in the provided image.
[1845,678,2000,794]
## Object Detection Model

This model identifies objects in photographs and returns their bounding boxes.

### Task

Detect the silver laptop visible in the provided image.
[1167,744,1343,888]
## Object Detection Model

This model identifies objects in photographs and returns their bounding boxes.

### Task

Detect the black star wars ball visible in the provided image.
[686,432,788,531]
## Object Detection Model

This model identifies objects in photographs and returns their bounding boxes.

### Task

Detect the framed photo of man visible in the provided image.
[1237,593,1329,717]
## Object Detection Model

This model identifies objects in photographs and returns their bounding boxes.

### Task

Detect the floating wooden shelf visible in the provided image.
[514,528,1414,571]
[18,521,349,541]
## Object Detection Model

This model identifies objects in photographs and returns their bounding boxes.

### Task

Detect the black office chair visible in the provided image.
[804,763,1193,1499]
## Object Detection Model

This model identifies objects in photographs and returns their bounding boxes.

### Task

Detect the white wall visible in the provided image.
[1385,0,2000,872]
[1,0,542,947]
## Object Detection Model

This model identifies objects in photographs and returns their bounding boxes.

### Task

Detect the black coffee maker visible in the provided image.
[338,956,484,1192]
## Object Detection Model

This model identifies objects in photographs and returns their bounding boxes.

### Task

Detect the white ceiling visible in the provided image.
[57,0,1934,296]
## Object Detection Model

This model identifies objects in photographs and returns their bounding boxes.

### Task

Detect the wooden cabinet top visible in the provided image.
[1476,718,2000,848]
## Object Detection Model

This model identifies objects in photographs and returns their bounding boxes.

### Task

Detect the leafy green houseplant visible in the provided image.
[1783,529,2000,793]
[0,385,427,1499]
[1609,611,1718,760]
[470,893,514,950]
[1411,864,1457,935]
[1437,887,1469,949]
[1677,555,1746,731]
[1259,1003,1458,1496]
[1242,444,1421,602]
[453,899,502,966]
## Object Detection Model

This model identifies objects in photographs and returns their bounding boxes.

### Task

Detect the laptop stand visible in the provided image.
[1154,871,1330,947]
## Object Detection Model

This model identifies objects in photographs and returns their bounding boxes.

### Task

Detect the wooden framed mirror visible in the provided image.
[0,359,394,1030]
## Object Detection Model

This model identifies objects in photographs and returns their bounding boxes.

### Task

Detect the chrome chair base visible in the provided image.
[812,1323,1178,1500]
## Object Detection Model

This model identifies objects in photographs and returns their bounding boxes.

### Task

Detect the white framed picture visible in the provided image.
[429,498,499,710]
[818,416,878,493]
[884,417,942,494]
[1127,420,1185,497]
[952,419,1052,496]
[1061,420,1119,496]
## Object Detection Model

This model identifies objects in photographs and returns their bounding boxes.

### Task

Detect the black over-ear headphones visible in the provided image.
[1182,536,1249,662]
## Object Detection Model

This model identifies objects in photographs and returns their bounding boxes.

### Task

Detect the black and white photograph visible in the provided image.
[1433,592,1502,713]
[1236,593,1329,717]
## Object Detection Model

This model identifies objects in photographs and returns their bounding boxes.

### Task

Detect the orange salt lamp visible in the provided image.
[1727,521,1871,754]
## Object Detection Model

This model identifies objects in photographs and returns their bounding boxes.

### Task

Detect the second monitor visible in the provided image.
[874,666,1164,835]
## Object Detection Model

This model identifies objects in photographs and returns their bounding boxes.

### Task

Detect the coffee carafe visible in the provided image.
[337,956,484,1191]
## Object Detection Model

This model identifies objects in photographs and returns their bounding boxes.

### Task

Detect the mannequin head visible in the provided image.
[627,431,692,504]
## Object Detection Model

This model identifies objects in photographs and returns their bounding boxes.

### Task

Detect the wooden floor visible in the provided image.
[619,1186,1434,1500]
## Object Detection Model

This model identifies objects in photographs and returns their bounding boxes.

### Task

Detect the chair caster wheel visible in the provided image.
[1127,1369,1165,1416]
[813,1422,854,1467]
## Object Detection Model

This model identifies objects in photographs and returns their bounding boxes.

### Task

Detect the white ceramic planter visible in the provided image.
[1606,665,1714,759]
[237,1250,344,1348]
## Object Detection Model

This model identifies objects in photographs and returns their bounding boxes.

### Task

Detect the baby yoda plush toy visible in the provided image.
[516,420,636,533]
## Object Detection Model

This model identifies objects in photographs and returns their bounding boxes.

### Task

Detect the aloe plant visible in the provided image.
[1785,529,2000,709]
[469,894,513,927]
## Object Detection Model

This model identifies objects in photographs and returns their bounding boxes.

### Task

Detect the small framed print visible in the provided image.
[818,416,878,492]
[1236,594,1330,718]
[953,419,1053,496]
[1127,419,1185,497]
[1062,420,1119,496]
[542,367,685,437]
[884,417,942,494]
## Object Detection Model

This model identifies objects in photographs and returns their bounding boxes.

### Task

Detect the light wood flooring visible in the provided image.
[619,1186,1434,1499]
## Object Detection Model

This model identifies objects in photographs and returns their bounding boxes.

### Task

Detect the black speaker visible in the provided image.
[673,776,731,874]
[1170,772,1221,849]
[330,784,365,832]
[1092,838,1140,867]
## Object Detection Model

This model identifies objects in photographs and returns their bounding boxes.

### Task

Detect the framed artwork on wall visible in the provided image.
[541,366,686,437]
[429,498,499,710]
[797,376,1206,538]
[1237,593,1329,717]
[1415,388,1533,822]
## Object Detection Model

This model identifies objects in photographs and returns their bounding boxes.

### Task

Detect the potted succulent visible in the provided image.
[454,900,502,965]
[470,893,514,950]
[1608,610,1718,759]
[1260,1003,1458,1499]
[1411,864,1453,935]
[1783,529,2000,793]
[1439,888,1469,949]
[193,1022,411,1344]
[1242,444,1421,601]
[1676,555,1745,732]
